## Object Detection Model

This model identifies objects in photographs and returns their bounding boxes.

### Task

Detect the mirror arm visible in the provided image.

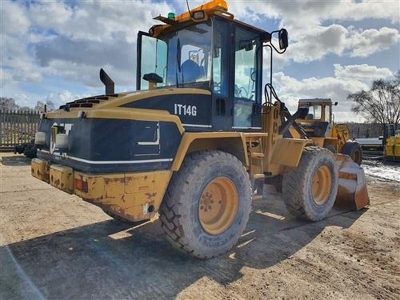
[268,29,288,54]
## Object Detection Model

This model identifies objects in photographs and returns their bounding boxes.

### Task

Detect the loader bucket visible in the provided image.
[334,153,370,210]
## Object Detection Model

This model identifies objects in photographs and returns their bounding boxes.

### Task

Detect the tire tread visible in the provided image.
[282,146,338,221]
[159,150,251,258]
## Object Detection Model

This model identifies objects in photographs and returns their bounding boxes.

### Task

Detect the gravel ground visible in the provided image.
[1,153,399,300]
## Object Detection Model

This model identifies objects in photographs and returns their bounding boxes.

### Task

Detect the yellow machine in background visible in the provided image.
[294,98,363,165]
[385,129,400,161]
[31,0,369,258]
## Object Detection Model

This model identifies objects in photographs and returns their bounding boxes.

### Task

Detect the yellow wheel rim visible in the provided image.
[199,177,239,235]
[312,165,332,205]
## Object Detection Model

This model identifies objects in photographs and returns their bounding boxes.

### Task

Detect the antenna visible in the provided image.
[186,0,191,14]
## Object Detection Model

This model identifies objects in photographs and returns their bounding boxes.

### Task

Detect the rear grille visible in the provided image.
[59,94,118,110]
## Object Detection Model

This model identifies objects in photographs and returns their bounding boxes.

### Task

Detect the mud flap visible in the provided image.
[334,154,370,210]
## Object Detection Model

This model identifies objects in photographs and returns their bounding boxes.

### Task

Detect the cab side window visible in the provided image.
[233,26,261,128]
[234,42,256,100]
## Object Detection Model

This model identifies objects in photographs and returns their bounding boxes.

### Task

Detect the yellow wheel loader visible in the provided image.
[31,0,369,258]
[291,98,363,165]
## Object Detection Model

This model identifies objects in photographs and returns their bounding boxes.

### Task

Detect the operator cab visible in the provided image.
[136,1,284,131]
[297,98,337,137]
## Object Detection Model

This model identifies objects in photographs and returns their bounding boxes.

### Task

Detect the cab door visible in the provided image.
[211,18,233,131]
[211,19,263,131]
[232,25,262,130]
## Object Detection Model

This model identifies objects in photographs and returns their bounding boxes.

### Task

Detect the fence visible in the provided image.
[0,110,41,151]
[347,123,398,139]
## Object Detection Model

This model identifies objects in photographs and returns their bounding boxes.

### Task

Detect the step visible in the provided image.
[251,174,265,180]
[250,152,265,158]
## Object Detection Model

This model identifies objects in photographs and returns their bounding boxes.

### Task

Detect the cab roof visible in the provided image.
[149,0,271,42]
[299,98,332,104]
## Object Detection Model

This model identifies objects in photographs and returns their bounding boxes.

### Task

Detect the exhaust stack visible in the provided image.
[100,68,114,95]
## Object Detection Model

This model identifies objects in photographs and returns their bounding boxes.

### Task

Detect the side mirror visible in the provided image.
[278,29,288,50]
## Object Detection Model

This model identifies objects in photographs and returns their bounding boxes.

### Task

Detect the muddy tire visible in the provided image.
[159,150,252,259]
[341,141,362,165]
[282,146,338,221]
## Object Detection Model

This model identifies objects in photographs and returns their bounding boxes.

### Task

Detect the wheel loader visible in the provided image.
[31,0,369,258]
[289,98,363,165]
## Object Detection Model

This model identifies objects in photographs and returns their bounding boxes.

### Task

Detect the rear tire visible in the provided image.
[282,146,338,221]
[159,150,252,259]
[341,141,362,165]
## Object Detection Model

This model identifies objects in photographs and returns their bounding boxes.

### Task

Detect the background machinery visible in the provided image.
[385,129,400,161]
[293,98,363,165]
[31,0,369,258]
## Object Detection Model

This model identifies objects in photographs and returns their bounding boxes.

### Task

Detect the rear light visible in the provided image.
[75,178,88,193]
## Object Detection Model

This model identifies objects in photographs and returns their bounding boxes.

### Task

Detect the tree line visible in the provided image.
[348,73,400,129]
[0,98,55,112]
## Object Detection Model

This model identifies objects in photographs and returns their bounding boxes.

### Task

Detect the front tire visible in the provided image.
[282,146,338,221]
[341,141,363,165]
[159,150,252,259]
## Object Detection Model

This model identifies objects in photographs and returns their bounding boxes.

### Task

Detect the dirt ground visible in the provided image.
[0,152,399,300]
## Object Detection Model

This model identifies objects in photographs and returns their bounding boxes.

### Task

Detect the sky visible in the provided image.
[1,0,399,122]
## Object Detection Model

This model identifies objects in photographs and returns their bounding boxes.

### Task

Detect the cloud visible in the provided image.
[57,90,75,104]
[329,0,400,24]
[284,25,400,63]
[228,0,400,63]
[271,64,395,122]
[274,71,368,103]
[2,0,174,91]
[2,34,43,83]
[287,24,348,62]
[0,69,13,88]
[34,36,135,86]
[229,0,399,33]
[44,90,90,106]
[348,27,400,57]
[1,2,30,35]
[334,64,394,82]
[28,1,172,43]
[29,1,73,30]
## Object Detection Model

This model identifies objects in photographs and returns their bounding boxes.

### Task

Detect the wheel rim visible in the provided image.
[199,177,239,235]
[312,165,332,205]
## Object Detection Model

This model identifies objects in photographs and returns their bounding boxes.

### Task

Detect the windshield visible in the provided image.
[139,22,212,90]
